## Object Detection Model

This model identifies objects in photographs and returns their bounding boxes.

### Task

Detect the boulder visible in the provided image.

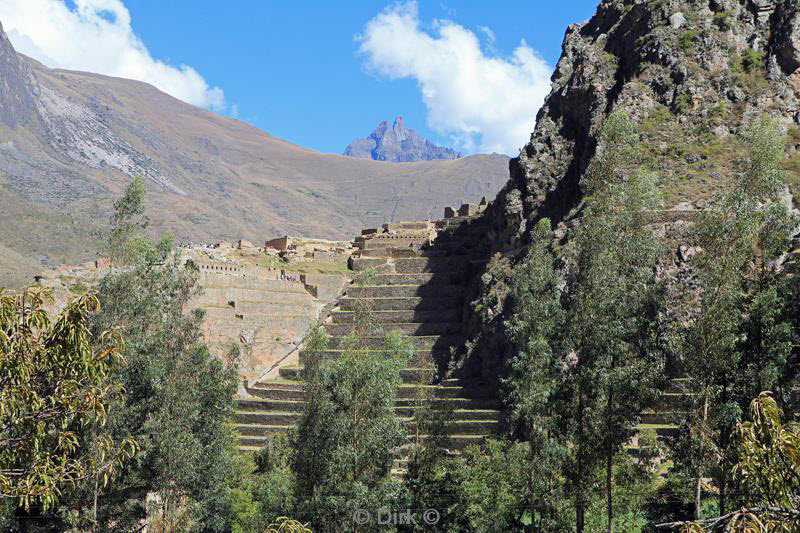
[670,12,686,29]
[772,2,800,75]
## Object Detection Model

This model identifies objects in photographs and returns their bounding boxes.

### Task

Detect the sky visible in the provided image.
[0,0,599,156]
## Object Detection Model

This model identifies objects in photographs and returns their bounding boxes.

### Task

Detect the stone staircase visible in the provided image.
[234,216,502,464]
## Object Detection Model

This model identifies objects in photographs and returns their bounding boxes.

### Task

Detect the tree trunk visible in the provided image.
[694,395,709,520]
[92,470,99,533]
[606,450,613,533]
[576,394,585,533]
[606,386,614,533]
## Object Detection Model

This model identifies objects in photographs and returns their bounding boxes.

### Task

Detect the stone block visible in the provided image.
[458,203,479,217]
[95,257,112,268]
[238,239,254,250]
[265,235,291,251]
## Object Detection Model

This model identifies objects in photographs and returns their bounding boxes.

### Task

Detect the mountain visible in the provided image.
[343,116,461,162]
[456,0,800,380]
[483,0,800,250]
[0,23,510,287]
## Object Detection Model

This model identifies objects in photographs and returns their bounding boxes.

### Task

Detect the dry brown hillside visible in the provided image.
[0,22,510,287]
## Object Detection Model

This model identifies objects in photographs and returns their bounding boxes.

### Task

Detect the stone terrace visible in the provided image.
[234,206,501,467]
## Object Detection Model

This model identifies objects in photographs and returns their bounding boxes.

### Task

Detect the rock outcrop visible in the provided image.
[484,0,800,251]
[457,0,800,383]
[0,21,37,129]
[344,116,461,162]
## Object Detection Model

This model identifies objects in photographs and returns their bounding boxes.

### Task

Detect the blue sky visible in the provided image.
[1,1,600,155]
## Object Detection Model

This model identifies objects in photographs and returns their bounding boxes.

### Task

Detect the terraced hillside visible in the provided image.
[232,211,700,467]
[234,215,503,461]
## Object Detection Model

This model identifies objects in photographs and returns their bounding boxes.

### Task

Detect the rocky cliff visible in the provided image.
[344,116,461,162]
[484,0,800,250]
[459,0,800,381]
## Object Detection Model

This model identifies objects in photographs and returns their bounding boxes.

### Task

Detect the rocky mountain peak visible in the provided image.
[343,116,461,162]
[0,19,38,129]
[484,0,800,249]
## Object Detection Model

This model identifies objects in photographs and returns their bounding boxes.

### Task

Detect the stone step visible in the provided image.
[247,381,304,392]
[396,408,501,420]
[281,364,450,383]
[324,322,463,337]
[235,411,298,426]
[394,397,501,410]
[358,248,455,259]
[657,392,695,409]
[410,420,497,435]
[238,432,487,453]
[235,407,500,427]
[355,239,429,250]
[245,387,305,401]
[404,434,487,451]
[237,395,498,413]
[349,257,390,272]
[329,309,462,324]
[637,424,679,439]
[393,257,470,274]
[243,382,487,401]
[301,350,446,367]
[346,284,464,298]
[640,412,680,425]
[383,221,432,231]
[371,273,463,286]
[236,398,304,412]
[327,335,461,350]
[338,296,463,312]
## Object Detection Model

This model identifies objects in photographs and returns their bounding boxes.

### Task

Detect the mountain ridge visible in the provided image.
[344,116,461,162]
[0,24,510,287]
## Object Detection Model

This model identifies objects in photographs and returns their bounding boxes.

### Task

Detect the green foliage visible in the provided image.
[679,30,699,52]
[566,111,665,532]
[673,93,692,114]
[292,325,411,531]
[86,258,239,532]
[674,115,799,520]
[668,393,800,530]
[231,435,298,533]
[503,219,565,432]
[741,48,765,73]
[501,219,571,530]
[712,11,731,31]
[0,287,136,511]
[447,440,530,532]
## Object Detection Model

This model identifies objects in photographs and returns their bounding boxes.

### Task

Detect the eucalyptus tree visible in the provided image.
[82,178,239,532]
[292,270,413,532]
[563,112,664,533]
[502,218,571,531]
[679,115,798,518]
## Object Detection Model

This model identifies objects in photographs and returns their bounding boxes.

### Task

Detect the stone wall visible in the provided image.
[190,267,347,381]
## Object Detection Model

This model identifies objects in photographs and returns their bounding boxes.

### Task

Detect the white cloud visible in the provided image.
[358,1,552,155]
[0,0,226,111]
[477,25,495,45]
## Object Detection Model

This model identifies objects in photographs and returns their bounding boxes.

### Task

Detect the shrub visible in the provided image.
[679,30,699,52]
[713,11,731,31]
[741,48,765,72]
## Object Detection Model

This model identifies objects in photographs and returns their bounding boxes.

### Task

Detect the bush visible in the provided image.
[679,30,699,52]
[741,48,765,72]
[713,11,731,31]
